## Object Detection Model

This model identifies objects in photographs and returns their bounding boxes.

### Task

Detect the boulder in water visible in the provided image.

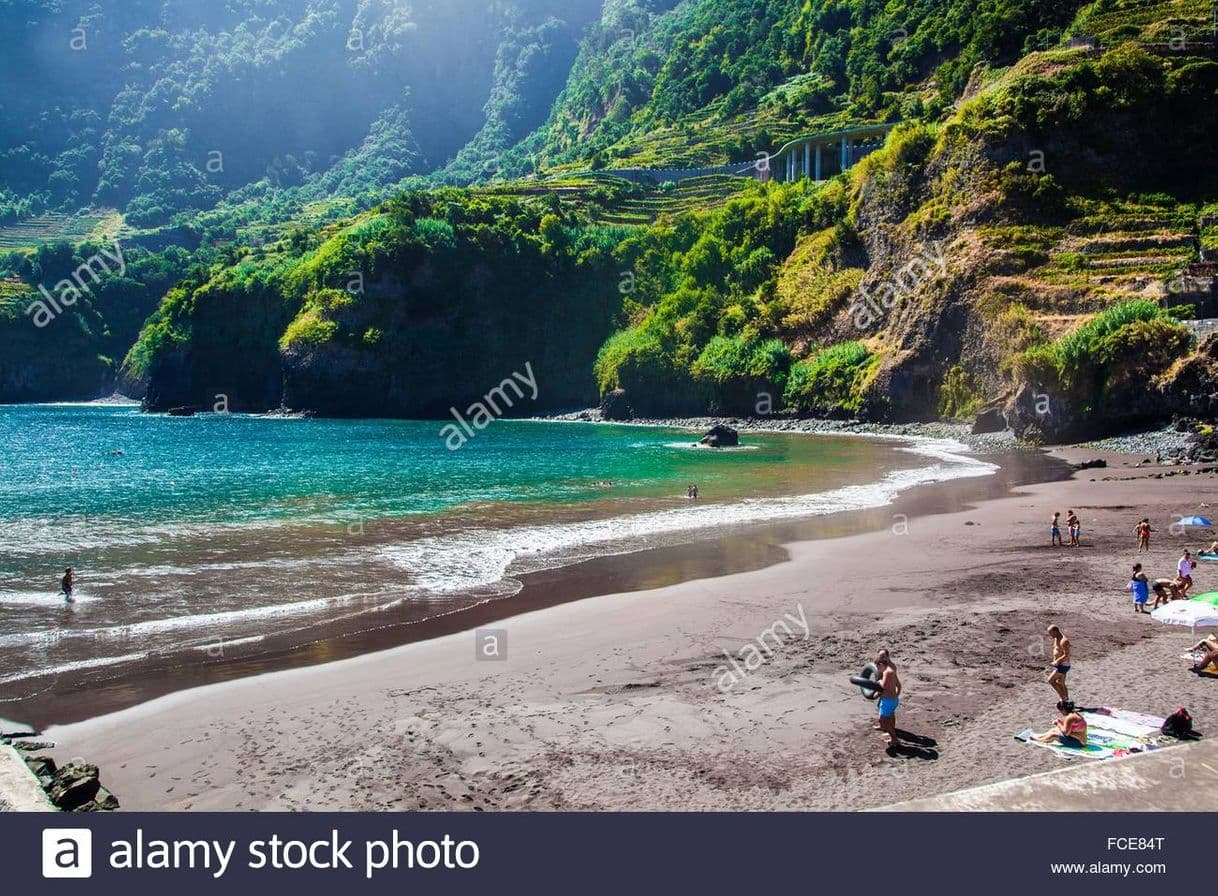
[699,424,739,448]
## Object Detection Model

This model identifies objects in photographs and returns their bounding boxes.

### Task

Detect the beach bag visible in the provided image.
[1161,707,1193,739]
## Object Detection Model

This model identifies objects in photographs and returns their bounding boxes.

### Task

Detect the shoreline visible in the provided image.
[50,445,1218,811]
[8,430,1057,729]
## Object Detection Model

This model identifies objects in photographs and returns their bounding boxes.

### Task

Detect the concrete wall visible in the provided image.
[0,744,55,812]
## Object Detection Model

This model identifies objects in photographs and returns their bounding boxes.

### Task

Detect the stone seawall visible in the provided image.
[1,720,118,812]
[0,743,55,811]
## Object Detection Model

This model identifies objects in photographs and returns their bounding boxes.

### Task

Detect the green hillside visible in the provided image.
[4,0,1218,438]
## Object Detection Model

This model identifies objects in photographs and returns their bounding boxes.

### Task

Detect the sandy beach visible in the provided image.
[48,448,1218,811]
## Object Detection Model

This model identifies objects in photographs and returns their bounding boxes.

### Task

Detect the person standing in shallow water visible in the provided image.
[60,567,74,603]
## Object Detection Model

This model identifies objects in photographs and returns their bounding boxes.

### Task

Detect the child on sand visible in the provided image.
[1051,512,1062,547]
[1128,563,1150,614]
[1066,510,1080,546]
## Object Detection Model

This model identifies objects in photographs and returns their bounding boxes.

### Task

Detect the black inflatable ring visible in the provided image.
[851,662,881,700]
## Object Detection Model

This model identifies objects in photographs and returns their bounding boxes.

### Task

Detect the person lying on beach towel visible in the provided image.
[1191,634,1218,654]
[1191,645,1218,673]
[1029,712,1088,748]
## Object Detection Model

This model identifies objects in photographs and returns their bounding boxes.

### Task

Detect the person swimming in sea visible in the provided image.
[60,567,75,603]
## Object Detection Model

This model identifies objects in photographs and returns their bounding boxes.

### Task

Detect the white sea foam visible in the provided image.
[0,589,99,607]
[380,436,996,594]
[0,650,152,687]
[0,590,397,650]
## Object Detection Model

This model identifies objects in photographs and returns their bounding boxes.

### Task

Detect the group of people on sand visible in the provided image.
[1127,550,1198,613]
[1049,510,1081,547]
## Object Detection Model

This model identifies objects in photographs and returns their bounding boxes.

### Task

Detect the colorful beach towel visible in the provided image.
[1015,727,1151,760]
[1015,707,1166,760]
[1081,708,1165,739]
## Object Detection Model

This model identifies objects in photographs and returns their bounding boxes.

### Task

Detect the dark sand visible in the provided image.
[45,449,1218,810]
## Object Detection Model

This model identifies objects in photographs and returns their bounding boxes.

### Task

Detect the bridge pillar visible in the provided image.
[803,143,810,179]
[840,137,849,172]
[814,143,821,181]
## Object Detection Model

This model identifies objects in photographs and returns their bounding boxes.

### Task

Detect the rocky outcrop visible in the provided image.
[971,405,1007,434]
[699,424,739,447]
[600,388,632,421]
[1,726,119,812]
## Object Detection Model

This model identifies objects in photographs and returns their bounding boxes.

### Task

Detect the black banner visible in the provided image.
[2,812,1196,893]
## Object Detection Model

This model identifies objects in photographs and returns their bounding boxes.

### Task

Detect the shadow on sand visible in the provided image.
[885,729,939,759]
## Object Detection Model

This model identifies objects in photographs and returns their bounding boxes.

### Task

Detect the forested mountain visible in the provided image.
[0,0,600,224]
[3,0,1218,439]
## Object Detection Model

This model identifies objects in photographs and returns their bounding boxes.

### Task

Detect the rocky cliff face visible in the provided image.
[798,46,1218,439]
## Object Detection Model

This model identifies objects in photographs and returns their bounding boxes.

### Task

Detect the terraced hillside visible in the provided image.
[977,200,1205,341]
[0,210,128,251]
[1075,0,1217,43]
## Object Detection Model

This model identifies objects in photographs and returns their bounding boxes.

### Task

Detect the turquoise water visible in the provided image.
[0,404,995,693]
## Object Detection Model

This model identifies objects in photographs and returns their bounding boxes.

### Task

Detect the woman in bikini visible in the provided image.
[1030,711,1088,748]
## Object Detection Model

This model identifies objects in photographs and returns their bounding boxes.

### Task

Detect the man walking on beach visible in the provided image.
[874,652,901,746]
[1046,625,1071,709]
[1051,512,1062,547]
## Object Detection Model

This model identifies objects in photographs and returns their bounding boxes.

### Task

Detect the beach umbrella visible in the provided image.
[1190,592,1218,607]
[1177,515,1213,527]
[1152,600,1218,632]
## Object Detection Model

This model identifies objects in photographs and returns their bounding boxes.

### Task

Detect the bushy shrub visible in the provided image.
[783,341,878,413]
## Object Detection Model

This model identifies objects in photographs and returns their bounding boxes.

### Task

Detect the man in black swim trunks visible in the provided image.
[1046,624,1071,708]
[61,567,74,603]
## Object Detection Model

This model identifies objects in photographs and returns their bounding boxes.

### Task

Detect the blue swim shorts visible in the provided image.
[878,696,899,718]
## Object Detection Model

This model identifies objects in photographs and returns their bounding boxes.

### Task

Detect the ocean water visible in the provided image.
[0,404,996,694]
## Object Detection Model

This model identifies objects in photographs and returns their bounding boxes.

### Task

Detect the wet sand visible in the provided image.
[46,449,1218,811]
